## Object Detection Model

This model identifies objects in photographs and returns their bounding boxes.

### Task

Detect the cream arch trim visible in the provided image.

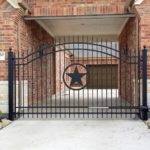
[134,0,144,5]
[6,0,20,8]
[6,0,31,14]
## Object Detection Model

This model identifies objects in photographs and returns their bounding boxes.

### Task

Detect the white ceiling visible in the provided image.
[37,17,128,38]
[24,14,135,40]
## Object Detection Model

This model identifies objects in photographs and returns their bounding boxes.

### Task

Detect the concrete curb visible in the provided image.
[145,119,150,129]
[0,119,12,129]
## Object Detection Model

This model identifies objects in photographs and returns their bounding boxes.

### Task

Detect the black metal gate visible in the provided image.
[8,37,148,120]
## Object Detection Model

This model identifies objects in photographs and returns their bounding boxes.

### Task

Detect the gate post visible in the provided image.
[141,46,148,121]
[8,48,14,120]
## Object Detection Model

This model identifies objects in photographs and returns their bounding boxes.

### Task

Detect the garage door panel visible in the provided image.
[87,65,118,89]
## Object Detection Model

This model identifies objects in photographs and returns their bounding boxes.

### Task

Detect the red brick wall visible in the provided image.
[0,7,16,80]
[135,1,150,49]
[0,6,54,107]
[133,2,150,110]
[135,1,150,81]
[16,15,54,106]
[72,57,118,65]
[119,17,138,104]
[55,50,71,94]
[25,0,126,16]
[0,7,54,80]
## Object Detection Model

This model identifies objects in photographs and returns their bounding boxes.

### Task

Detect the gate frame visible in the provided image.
[8,45,149,121]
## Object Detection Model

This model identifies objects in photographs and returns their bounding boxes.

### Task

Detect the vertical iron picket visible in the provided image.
[141,46,148,120]
[8,48,14,120]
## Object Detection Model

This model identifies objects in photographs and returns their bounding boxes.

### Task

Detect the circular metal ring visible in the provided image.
[63,63,89,90]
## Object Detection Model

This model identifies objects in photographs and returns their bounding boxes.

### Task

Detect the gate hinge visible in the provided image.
[140,106,149,112]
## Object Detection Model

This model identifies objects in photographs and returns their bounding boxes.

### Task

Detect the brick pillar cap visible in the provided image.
[9,48,12,52]
[143,45,147,49]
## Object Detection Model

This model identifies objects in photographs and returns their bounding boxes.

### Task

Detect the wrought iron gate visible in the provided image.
[8,37,148,120]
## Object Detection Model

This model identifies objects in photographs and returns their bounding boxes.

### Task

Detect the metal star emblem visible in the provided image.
[66,66,86,86]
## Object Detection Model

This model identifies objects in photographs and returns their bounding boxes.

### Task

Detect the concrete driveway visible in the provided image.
[0,119,150,150]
